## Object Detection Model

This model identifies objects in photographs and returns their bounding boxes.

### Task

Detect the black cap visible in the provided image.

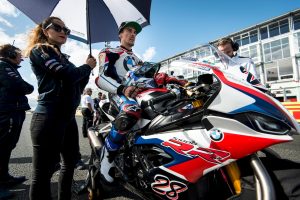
[118,21,142,34]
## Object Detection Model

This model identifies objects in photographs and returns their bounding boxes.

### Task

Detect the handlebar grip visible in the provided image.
[149,92,176,105]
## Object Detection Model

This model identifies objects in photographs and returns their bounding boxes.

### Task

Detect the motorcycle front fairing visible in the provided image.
[208,64,300,135]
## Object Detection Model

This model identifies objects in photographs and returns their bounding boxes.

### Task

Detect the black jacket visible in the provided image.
[0,58,33,112]
[29,44,91,115]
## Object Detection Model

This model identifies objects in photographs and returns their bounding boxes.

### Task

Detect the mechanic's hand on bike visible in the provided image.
[123,86,144,98]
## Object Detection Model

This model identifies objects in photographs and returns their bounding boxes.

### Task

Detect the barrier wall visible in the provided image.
[282,102,300,122]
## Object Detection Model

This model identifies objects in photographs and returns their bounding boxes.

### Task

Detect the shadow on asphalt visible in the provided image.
[6,170,140,200]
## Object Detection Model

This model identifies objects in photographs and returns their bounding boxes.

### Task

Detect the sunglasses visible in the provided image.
[45,23,71,35]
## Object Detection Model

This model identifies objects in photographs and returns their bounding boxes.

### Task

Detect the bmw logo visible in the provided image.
[210,129,223,142]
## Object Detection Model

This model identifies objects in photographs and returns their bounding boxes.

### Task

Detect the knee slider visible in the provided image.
[114,112,137,131]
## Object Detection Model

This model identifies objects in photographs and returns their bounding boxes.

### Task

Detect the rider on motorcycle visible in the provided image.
[95,21,187,183]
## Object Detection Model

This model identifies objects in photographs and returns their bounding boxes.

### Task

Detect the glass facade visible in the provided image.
[263,37,290,62]
[239,44,258,62]
[265,58,293,82]
[195,46,212,58]
[160,10,300,98]
[294,14,300,30]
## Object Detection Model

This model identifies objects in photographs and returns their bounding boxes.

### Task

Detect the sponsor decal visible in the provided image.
[162,138,230,164]
[240,66,260,85]
[191,62,212,71]
[123,56,137,71]
[181,104,194,110]
[151,174,187,200]
[209,129,223,142]
[124,104,140,112]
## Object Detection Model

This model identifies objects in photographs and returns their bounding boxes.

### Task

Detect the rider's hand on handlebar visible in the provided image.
[123,86,144,98]
[184,82,195,88]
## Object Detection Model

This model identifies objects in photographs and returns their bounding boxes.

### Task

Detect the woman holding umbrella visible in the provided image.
[25,16,96,200]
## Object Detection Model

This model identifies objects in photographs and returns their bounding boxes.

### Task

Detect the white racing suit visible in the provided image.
[231,54,258,79]
[95,46,143,151]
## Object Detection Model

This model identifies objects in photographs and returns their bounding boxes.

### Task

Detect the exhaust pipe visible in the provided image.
[88,128,104,151]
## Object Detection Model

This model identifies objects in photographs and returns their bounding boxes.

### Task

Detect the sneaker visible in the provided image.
[100,147,115,183]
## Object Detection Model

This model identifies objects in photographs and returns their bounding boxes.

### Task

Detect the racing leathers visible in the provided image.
[231,54,258,79]
[96,46,143,152]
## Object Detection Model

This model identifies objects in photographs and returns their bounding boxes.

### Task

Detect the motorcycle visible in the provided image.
[86,44,300,200]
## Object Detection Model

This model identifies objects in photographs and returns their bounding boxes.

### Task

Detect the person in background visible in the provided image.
[25,16,96,200]
[0,44,34,198]
[99,93,109,108]
[81,88,95,137]
[93,92,102,126]
[217,37,258,79]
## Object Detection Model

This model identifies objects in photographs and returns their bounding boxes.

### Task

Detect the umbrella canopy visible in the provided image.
[8,0,151,44]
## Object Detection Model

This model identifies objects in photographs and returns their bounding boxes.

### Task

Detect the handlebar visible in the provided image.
[148,92,177,106]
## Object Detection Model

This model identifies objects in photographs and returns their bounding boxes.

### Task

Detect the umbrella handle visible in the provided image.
[88,54,94,76]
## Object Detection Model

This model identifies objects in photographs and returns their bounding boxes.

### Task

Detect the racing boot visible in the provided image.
[99,145,115,183]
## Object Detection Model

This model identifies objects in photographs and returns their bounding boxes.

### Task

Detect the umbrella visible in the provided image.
[8,0,151,53]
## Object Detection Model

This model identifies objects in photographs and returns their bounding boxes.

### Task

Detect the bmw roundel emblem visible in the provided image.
[210,129,223,142]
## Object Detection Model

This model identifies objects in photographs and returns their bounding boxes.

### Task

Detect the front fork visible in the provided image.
[225,154,275,200]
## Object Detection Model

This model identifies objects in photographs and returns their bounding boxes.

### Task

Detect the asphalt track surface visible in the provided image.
[6,114,300,200]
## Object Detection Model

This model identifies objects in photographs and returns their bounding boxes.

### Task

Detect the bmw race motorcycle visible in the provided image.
[86,44,300,200]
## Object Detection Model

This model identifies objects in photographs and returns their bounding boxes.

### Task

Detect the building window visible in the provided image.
[241,33,250,45]
[181,52,194,59]
[281,37,290,58]
[195,46,211,59]
[263,37,290,62]
[260,27,268,40]
[240,47,250,58]
[266,19,289,38]
[269,22,280,37]
[233,35,241,46]
[279,19,289,34]
[263,43,271,62]
[239,44,258,62]
[265,62,278,82]
[264,58,293,82]
[249,45,258,62]
[278,59,293,80]
[294,14,300,30]
[271,40,282,60]
[250,30,258,43]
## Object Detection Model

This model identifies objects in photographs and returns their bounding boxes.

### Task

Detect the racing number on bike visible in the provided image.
[151,174,187,200]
